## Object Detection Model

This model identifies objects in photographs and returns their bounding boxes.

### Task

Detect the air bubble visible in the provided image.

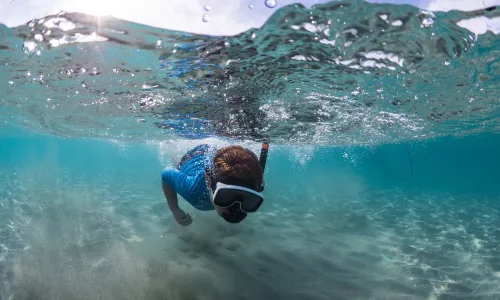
[422,17,434,27]
[23,41,40,56]
[204,4,211,11]
[391,20,403,26]
[265,0,277,8]
[202,14,210,22]
[420,10,435,27]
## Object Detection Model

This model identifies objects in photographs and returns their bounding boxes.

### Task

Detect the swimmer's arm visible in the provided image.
[162,182,192,226]
[161,168,185,212]
[161,168,193,226]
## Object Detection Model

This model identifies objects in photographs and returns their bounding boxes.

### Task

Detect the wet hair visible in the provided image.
[209,145,263,191]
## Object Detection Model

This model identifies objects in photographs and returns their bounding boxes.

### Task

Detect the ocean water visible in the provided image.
[1,1,500,299]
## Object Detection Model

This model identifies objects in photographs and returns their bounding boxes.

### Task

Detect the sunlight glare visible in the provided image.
[74,0,120,16]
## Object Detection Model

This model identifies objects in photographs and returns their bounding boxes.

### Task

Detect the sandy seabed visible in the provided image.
[1,163,499,300]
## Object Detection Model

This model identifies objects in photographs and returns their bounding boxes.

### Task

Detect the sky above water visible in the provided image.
[0,0,499,35]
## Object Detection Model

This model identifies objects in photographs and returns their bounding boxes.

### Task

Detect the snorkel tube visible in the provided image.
[258,142,269,192]
[259,142,269,171]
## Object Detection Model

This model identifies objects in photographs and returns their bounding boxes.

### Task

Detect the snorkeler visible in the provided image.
[161,143,269,225]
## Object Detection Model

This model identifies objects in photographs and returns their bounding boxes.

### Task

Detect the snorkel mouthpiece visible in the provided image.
[222,203,247,224]
[222,212,247,223]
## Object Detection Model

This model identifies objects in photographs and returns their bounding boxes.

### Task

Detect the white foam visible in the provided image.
[157,137,261,168]
[457,16,500,36]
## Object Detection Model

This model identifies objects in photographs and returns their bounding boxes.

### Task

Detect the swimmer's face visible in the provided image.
[205,173,247,224]
[205,145,260,224]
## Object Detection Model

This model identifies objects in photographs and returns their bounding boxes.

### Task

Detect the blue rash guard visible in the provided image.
[161,144,217,211]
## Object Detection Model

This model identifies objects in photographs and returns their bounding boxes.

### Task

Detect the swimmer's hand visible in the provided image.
[172,208,193,226]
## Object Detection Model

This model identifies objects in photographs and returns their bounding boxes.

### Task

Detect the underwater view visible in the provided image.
[1,0,500,299]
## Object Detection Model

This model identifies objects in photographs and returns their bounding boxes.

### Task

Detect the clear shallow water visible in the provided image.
[1,125,499,300]
[1,0,500,299]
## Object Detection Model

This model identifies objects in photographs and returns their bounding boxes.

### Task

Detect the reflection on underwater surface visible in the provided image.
[0,0,499,145]
[0,125,499,299]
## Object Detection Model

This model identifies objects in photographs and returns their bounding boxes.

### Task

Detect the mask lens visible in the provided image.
[240,196,262,213]
[214,188,263,213]
[213,188,239,207]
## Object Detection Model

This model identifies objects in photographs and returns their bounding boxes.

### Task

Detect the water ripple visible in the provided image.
[0,1,499,145]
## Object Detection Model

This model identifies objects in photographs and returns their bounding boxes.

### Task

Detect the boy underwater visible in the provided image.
[161,143,269,225]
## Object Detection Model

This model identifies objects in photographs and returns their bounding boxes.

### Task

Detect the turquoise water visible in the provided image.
[1,0,500,299]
